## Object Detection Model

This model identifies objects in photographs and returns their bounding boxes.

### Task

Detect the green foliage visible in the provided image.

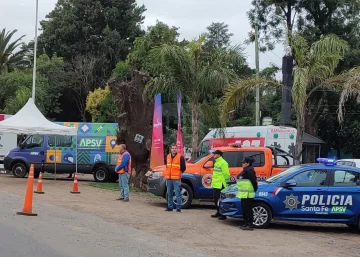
[205,22,234,48]
[0,53,64,116]
[86,86,117,122]
[127,20,181,73]
[39,0,146,79]
[0,28,30,74]
[112,61,131,78]
[144,39,245,100]
[247,0,360,52]
[291,33,348,115]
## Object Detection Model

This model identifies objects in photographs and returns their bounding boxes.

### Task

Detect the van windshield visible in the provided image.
[265,165,302,183]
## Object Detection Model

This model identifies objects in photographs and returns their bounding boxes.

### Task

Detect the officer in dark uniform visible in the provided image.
[237,157,258,230]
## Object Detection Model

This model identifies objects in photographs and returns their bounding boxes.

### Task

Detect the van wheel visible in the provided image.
[12,163,27,178]
[252,202,272,229]
[93,166,109,182]
[357,217,360,232]
[175,183,193,209]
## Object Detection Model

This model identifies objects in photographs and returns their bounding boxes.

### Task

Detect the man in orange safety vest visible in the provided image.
[115,144,132,202]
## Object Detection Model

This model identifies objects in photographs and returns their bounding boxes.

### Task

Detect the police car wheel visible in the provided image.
[252,202,272,229]
[12,163,27,178]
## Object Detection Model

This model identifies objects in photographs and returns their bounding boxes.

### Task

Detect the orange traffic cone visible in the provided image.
[34,172,44,194]
[70,172,80,194]
[17,164,37,216]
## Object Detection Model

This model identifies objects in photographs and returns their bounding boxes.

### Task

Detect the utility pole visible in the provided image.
[32,0,39,104]
[255,24,260,126]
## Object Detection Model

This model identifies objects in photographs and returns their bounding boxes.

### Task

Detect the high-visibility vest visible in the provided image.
[211,157,229,189]
[237,179,255,199]
[164,153,181,180]
[116,151,132,174]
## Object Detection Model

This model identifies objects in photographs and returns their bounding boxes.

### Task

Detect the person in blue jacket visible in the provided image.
[115,144,132,202]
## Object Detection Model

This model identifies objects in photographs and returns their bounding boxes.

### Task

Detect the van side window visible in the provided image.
[243,151,265,167]
[48,135,73,147]
[222,152,241,168]
[23,135,44,148]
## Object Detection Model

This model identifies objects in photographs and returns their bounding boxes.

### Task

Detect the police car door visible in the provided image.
[276,169,330,219]
[327,168,360,220]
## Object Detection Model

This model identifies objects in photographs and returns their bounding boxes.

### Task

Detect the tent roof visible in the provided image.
[0,98,77,136]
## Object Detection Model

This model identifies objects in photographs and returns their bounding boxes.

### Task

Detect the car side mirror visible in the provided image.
[283,179,297,187]
[204,160,214,168]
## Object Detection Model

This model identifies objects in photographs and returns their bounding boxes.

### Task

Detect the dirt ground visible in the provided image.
[0,174,359,257]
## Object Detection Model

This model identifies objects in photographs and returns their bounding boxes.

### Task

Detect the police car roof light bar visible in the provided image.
[316,158,336,166]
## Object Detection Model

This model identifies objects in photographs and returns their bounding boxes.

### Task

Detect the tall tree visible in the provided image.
[248,0,360,161]
[221,34,355,164]
[247,0,300,51]
[39,0,146,79]
[205,22,234,48]
[127,20,182,73]
[0,29,29,74]
[144,35,245,160]
[0,54,64,116]
[109,21,184,187]
[65,54,97,122]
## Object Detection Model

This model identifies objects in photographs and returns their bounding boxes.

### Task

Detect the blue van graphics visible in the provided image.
[4,122,120,181]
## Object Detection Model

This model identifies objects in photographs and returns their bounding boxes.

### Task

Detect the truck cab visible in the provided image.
[147,145,293,208]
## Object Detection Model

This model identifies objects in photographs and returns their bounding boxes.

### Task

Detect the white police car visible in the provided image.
[219,158,360,231]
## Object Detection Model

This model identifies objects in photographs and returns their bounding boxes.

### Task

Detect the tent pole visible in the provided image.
[76,135,78,175]
[54,135,57,180]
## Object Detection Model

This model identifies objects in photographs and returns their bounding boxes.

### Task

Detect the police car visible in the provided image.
[219,158,360,231]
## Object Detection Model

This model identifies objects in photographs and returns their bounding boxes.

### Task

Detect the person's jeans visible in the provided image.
[166,180,182,210]
[119,173,130,200]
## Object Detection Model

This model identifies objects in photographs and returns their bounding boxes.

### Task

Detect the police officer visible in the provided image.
[237,157,258,230]
[211,150,230,220]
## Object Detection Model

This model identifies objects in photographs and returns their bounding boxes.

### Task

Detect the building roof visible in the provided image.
[303,133,324,145]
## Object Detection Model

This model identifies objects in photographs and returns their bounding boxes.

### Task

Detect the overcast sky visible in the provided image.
[0,0,284,71]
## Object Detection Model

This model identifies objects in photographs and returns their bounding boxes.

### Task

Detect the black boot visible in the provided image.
[211,212,221,218]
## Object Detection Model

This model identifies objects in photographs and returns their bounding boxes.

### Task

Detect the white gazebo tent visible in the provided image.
[0,98,78,176]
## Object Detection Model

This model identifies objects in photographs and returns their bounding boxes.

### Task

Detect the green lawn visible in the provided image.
[88,182,137,192]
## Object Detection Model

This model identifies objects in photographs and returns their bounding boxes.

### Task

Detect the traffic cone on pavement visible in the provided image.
[17,164,37,216]
[34,172,44,194]
[70,172,80,194]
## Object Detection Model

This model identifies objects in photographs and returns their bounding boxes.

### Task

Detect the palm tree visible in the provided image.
[144,35,245,159]
[0,28,30,74]
[221,33,351,165]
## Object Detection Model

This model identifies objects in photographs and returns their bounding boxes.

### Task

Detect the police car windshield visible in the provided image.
[265,166,302,183]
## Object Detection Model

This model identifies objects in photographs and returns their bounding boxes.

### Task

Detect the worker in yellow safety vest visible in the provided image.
[210,150,230,220]
[237,157,258,230]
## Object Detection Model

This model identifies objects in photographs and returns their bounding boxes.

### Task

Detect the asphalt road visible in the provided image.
[0,192,212,257]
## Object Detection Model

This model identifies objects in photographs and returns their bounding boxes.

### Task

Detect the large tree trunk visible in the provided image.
[108,69,153,190]
[304,92,324,162]
[191,93,200,160]
[295,110,305,165]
